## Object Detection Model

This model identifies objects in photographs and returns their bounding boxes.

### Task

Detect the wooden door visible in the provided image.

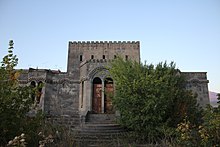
[104,81,114,113]
[92,84,102,113]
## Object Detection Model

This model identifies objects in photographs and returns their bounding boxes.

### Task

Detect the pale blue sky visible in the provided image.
[0,0,219,92]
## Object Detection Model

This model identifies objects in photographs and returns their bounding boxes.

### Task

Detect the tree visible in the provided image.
[0,40,33,145]
[0,41,77,146]
[108,57,201,142]
[217,93,220,104]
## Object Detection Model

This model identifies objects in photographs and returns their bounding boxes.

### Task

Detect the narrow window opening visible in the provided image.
[80,55,83,61]
[103,55,105,59]
[91,55,94,59]
[125,55,128,60]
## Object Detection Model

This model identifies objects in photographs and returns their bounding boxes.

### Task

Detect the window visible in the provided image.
[80,55,83,61]
[103,55,105,59]
[91,55,94,59]
[125,55,128,60]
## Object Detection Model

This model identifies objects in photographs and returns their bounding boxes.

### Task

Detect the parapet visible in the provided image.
[69,41,140,45]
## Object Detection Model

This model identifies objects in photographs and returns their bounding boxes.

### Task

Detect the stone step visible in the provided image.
[86,113,116,123]
[73,131,127,147]
[83,124,123,130]
[74,123,125,132]
[72,122,127,145]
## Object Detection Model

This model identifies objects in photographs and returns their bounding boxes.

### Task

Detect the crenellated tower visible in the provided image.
[67,41,140,78]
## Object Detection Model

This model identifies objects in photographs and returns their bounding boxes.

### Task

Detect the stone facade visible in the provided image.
[18,41,210,128]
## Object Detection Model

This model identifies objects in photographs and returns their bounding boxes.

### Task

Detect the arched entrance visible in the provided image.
[92,77,102,113]
[37,81,43,104]
[104,78,114,113]
[30,81,36,102]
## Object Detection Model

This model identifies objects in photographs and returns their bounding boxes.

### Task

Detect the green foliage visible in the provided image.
[200,105,220,146]
[0,40,34,145]
[175,105,220,146]
[217,93,220,104]
[108,57,201,142]
[0,40,76,146]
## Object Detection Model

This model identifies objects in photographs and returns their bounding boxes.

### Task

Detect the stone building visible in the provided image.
[18,41,210,129]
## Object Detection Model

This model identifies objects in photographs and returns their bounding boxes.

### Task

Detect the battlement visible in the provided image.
[69,41,140,44]
[67,40,141,74]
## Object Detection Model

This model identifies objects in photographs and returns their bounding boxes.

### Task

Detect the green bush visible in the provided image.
[108,57,201,143]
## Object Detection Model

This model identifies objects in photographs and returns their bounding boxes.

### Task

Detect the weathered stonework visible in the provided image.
[182,72,209,107]
[18,41,210,128]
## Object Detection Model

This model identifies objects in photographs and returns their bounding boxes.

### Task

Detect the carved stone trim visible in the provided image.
[87,66,108,80]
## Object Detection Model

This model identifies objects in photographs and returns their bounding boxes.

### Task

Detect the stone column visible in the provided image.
[89,79,92,111]
[79,82,82,109]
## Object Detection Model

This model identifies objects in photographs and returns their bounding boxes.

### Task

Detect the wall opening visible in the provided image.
[37,81,43,104]
[80,55,83,61]
[91,55,94,59]
[125,55,128,60]
[104,78,114,113]
[30,81,36,102]
[92,77,102,113]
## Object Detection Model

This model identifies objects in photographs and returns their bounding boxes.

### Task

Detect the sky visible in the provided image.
[0,0,219,93]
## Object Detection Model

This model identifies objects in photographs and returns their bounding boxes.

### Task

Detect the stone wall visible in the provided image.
[67,41,140,76]
[182,72,210,107]
[18,69,81,128]
[44,72,80,116]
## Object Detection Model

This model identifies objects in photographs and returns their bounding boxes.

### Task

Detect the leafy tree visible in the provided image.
[108,57,201,142]
[217,93,220,104]
[200,105,220,146]
[0,40,33,145]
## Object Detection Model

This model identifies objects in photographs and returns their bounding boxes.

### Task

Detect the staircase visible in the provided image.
[73,113,127,146]
[86,113,116,124]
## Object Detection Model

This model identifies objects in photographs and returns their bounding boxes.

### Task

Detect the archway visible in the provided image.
[37,81,43,104]
[92,77,102,113]
[104,78,114,113]
[30,81,36,102]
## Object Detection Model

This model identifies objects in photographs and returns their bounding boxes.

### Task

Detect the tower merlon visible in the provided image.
[69,41,140,45]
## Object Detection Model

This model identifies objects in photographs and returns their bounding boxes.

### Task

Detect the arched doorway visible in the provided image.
[30,81,36,102]
[92,77,102,113]
[37,81,43,104]
[104,78,114,113]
